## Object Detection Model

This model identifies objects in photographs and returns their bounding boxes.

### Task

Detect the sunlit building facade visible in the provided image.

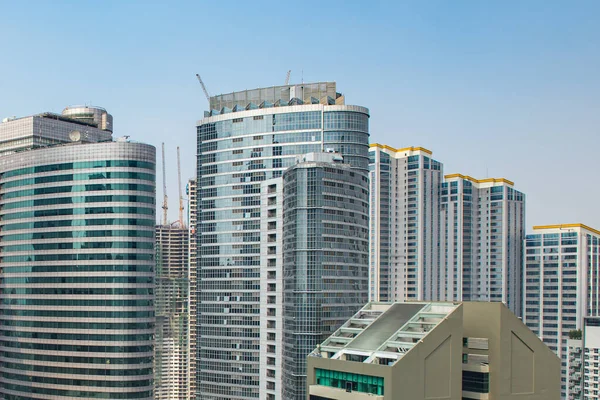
[523,224,600,397]
[281,153,369,400]
[440,174,525,315]
[0,130,156,399]
[196,82,369,399]
[368,145,443,302]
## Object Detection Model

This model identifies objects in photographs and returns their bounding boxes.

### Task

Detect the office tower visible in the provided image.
[0,108,155,400]
[155,225,190,400]
[196,82,370,399]
[307,301,560,400]
[281,152,369,400]
[567,317,600,399]
[523,224,600,397]
[186,178,198,399]
[440,174,525,315]
[368,144,443,302]
[0,106,112,156]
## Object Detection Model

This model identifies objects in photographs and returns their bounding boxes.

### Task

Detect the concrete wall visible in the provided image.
[462,302,561,400]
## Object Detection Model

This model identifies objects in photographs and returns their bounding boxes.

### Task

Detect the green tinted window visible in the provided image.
[3,195,155,210]
[0,160,155,179]
[2,171,155,189]
[315,368,384,395]
[3,183,155,199]
[2,218,155,231]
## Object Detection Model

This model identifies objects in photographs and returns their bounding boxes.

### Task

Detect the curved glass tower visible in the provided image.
[196,82,369,399]
[0,141,156,400]
[281,154,370,400]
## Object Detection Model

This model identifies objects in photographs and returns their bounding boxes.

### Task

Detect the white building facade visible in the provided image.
[523,224,600,397]
[368,144,442,302]
[440,174,525,316]
[369,145,524,316]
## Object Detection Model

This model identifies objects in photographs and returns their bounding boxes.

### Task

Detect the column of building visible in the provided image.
[186,178,198,400]
[440,174,525,316]
[368,144,443,303]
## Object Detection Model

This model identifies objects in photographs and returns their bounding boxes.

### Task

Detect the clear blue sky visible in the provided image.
[1,0,598,228]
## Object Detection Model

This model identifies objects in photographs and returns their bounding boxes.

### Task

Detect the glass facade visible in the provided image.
[314,369,384,395]
[282,160,369,400]
[0,142,156,400]
[196,102,369,400]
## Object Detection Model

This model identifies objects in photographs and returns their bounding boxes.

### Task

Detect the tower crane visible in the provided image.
[161,142,168,226]
[284,70,291,85]
[177,146,185,228]
[195,74,210,102]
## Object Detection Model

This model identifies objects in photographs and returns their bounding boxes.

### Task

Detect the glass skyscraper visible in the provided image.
[0,108,156,400]
[196,82,369,399]
[281,153,369,400]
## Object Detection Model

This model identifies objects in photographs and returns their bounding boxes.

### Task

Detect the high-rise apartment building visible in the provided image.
[281,153,369,400]
[440,174,525,315]
[196,82,370,399]
[155,225,190,399]
[523,224,600,397]
[186,178,198,399]
[368,144,443,302]
[567,317,600,400]
[368,144,525,317]
[0,107,155,400]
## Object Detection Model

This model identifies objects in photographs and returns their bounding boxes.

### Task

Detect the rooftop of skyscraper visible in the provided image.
[206,81,344,116]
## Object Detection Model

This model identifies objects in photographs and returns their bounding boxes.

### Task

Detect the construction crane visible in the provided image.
[284,70,291,85]
[177,146,185,228]
[161,143,168,226]
[195,74,210,102]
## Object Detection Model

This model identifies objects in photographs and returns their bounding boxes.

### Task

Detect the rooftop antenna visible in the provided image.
[161,142,168,226]
[195,74,210,103]
[284,70,291,85]
[177,146,185,228]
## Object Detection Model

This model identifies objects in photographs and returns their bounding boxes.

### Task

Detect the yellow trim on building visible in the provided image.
[532,224,600,236]
[369,143,433,155]
[444,173,514,186]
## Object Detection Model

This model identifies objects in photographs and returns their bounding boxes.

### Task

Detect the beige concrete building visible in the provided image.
[306,301,560,400]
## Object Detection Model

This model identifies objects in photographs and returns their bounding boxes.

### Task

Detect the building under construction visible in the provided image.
[155,224,190,400]
[155,145,193,399]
